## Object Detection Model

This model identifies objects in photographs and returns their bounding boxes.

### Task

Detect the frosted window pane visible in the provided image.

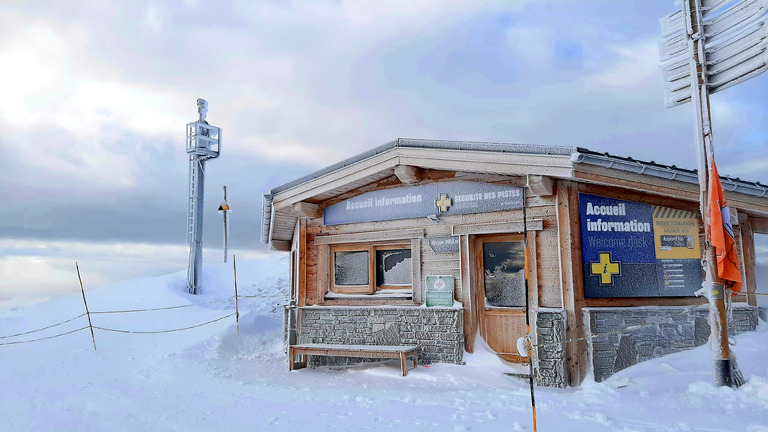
[376,249,412,286]
[334,251,369,286]
[483,242,525,307]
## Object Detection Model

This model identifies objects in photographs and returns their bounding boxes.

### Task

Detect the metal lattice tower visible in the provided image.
[186,99,221,294]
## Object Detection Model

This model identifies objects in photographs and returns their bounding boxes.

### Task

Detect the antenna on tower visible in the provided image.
[186,98,221,294]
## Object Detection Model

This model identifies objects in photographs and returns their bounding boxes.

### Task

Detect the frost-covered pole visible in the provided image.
[186,99,222,294]
[685,0,732,387]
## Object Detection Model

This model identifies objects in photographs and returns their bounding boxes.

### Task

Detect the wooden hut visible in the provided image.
[261,139,766,386]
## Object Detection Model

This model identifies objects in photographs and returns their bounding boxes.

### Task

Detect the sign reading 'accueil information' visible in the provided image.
[579,193,702,298]
[324,182,524,225]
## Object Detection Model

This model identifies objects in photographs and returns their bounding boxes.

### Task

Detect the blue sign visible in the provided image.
[324,182,524,225]
[579,194,702,298]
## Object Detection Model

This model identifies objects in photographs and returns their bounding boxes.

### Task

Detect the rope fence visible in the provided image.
[89,295,235,314]
[1,258,764,351]
[0,327,91,346]
[0,313,87,339]
[93,313,236,334]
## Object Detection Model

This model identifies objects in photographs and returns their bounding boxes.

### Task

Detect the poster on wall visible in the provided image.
[579,193,702,298]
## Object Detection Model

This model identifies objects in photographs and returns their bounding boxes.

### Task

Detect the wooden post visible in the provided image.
[233,254,240,335]
[557,181,586,386]
[75,262,97,351]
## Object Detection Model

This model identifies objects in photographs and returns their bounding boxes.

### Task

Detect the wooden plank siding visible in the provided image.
[301,181,561,309]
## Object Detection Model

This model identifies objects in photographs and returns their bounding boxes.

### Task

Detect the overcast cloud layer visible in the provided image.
[1,0,767,304]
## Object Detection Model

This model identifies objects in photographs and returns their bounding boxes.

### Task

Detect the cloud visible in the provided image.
[1,0,767,304]
[590,40,661,90]
[0,238,271,308]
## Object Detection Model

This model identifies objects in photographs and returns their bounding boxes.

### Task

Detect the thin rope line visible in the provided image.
[89,296,234,314]
[0,314,87,339]
[93,313,235,334]
[0,327,90,346]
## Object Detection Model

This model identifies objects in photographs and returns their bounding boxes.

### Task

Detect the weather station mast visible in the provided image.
[186,98,221,294]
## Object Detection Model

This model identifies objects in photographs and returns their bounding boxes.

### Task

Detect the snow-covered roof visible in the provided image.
[261,138,768,246]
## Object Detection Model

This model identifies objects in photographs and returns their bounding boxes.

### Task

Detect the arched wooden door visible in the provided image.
[472,233,528,363]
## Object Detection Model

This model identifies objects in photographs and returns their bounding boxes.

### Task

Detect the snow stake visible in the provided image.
[233,254,240,335]
[76,262,97,351]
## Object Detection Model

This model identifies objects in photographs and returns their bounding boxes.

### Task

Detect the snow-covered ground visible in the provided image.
[1,254,767,432]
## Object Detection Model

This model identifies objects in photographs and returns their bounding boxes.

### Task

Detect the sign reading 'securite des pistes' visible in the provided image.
[324,182,524,225]
[579,193,702,298]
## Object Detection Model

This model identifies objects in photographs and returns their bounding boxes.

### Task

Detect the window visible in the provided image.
[330,242,413,295]
[482,241,526,307]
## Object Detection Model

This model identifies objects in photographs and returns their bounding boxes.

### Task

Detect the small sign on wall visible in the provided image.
[428,236,460,254]
[425,275,455,307]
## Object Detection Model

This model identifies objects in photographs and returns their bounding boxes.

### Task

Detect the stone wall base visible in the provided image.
[297,307,464,367]
[535,310,568,388]
[583,305,759,382]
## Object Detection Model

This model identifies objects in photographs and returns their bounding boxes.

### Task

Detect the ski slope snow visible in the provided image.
[1,254,767,432]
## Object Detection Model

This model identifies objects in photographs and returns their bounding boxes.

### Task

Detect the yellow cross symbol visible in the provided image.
[435,194,452,213]
[590,252,621,285]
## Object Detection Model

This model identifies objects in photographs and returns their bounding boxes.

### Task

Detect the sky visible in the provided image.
[1,0,767,307]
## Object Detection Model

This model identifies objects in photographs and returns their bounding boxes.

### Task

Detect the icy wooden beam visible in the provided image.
[394,165,422,184]
[290,202,321,219]
[270,240,291,252]
[526,175,553,197]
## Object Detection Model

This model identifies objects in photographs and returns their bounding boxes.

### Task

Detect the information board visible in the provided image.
[425,276,455,307]
[324,182,524,225]
[579,193,702,298]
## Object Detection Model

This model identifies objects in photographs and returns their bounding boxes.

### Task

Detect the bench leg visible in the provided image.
[289,347,295,371]
[400,352,407,377]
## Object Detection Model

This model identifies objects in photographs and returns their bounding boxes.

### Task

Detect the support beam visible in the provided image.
[290,202,321,219]
[526,175,554,197]
[749,217,768,234]
[740,213,758,307]
[394,165,422,184]
[557,181,586,387]
[270,240,291,252]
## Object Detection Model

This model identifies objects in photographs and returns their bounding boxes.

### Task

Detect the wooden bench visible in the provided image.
[289,344,419,376]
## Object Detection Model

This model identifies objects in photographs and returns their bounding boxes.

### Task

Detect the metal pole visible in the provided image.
[223,186,228,264]
[686,0,732,387]
[190,158,205,294]
[76,262,97,351]
[522,205,538,431]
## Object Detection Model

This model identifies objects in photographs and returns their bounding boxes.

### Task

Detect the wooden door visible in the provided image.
[473,234,528,363]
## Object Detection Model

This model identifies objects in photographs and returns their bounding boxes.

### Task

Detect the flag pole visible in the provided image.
[685,0,732,387]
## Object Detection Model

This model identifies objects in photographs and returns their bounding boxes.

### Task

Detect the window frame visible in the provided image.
[329,241,413,295]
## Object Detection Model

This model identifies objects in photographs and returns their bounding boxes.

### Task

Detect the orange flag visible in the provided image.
[708,157,743,294]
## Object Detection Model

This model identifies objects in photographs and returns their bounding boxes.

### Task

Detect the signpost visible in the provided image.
[659,0,767,387]
[219,186,230,263]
